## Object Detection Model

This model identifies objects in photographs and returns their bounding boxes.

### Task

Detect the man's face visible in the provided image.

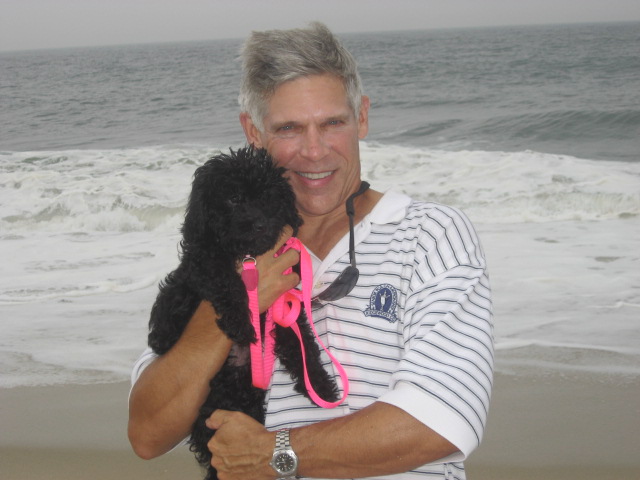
[242,73,370,220]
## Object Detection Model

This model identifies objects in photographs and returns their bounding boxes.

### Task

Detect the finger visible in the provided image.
[268,225,294,257]
[206,409,229,430]
[274,247,300,270]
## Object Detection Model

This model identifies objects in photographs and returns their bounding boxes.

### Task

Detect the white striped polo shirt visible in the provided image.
[262,190,493,479]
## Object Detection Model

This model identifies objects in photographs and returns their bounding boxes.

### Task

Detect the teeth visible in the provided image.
[299,171,333,180]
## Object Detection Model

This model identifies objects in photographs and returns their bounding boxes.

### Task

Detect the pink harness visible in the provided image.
[241,237,349,408]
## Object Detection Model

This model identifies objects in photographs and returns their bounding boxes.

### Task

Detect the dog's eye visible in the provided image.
[226,194,243,207]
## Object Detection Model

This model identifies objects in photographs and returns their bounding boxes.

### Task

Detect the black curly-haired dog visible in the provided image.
[147,146,338,480]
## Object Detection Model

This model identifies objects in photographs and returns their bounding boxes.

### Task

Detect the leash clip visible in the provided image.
[241,256,259,291]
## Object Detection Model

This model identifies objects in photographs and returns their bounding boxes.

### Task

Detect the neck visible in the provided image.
[298,188,383,260]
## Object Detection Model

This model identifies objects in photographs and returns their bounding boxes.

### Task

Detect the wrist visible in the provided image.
[269,428,299,479]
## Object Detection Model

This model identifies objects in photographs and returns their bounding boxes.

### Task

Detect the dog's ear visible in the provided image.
[181,160,220,249]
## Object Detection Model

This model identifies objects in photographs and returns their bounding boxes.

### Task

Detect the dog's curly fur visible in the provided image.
[147,147,338,480]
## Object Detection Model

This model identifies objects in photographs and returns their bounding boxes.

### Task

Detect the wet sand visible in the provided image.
[1,367,639,479]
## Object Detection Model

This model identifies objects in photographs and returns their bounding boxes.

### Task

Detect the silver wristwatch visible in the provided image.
[269,429,299,479]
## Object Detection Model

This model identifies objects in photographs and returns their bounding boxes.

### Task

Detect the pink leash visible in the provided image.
[241,238,349,408]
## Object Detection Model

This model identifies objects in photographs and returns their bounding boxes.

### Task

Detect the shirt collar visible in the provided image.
[309,189,411,285]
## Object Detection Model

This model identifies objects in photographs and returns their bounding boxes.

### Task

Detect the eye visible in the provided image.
[226,194,243,206]
[324,118,346,129]
[275,123,301,137]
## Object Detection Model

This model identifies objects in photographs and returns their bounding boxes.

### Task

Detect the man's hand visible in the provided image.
[240,226,300,313]
[206,410,276,480]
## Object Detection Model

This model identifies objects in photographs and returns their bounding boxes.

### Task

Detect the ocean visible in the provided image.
[1,22,639,388]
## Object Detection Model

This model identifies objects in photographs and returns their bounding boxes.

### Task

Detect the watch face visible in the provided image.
[273,452,296,473]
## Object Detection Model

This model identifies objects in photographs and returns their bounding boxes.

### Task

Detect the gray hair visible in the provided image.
[238,22,364,132]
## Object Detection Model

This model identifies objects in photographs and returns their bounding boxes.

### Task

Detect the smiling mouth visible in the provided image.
[297,171,334,180]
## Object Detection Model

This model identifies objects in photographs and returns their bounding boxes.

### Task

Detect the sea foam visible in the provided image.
[2,143,638,235]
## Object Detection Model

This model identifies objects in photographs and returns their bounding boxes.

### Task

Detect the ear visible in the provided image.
[240,112,265,148]
[182,165,212,245]
[357,95,370,140]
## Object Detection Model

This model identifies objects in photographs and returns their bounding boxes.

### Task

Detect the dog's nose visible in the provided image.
[253,221,266,235]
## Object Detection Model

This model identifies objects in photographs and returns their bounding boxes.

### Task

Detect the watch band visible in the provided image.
[275,429,291,449]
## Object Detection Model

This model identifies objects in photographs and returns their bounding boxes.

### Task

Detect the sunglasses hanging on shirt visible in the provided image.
[312,181,370,303]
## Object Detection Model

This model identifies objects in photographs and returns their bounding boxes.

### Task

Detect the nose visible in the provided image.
[300,125,329,161]
[253,220,266,235]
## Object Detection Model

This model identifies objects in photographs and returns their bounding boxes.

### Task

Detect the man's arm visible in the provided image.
[206,402,458,480]
[128,300,232,459]
[128,229,300,459]
[291,401,458,477]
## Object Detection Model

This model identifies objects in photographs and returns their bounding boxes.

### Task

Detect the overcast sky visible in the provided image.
[2,0,640,52]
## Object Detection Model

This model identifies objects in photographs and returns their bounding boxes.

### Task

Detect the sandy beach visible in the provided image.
[1,362,639,480]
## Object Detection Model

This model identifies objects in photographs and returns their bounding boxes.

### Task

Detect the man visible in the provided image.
[129,22,493,480]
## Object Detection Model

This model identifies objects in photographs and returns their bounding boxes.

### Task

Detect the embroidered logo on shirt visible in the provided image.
[364,284,399,323]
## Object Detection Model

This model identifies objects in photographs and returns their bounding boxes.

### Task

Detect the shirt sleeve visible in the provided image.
[378,205,494,461]
[130,346,158,386]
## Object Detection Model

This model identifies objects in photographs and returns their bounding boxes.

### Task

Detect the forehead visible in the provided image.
[264,74,352,122]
